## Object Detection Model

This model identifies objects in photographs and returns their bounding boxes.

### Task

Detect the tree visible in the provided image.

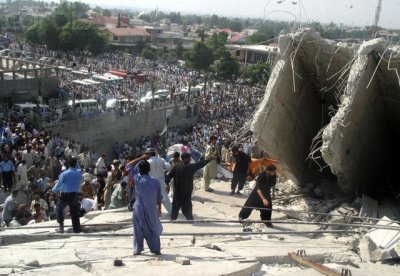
[141,48,157,60]
[25,22,41,44]
[184,42,214,92]
[169,12,182,24]
[59,21,107,53]
[246,31,268,44]
[41,17,60,49]
[213,49,240,81]
[241,62,270,86]
[184,42,214,72]
[102,9,112,17]
[205,32,228,52]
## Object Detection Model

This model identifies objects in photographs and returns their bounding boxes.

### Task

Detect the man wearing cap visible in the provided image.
[203,136,218,192]
[145,148,172,217]
[52,157,82,233]
[238,164,277,228]
[166,152,216,220]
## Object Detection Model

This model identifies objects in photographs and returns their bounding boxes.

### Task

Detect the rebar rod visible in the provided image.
[2,219,399,231]
[2,230,357,238]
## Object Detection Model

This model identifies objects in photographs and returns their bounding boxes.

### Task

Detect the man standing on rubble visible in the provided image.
[133,160,163,255]
[230,145,251,196]
[145,148,172,217]
[52,157,82,233]
[166,152,216,220]
[203,136,218,192]
[238,164,277,228]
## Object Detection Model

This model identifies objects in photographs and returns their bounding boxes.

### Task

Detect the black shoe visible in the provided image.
[153,251,161,255]
[236,190,242,195]
[56,225,64,233]
[265,222,274,228]
[229,191,234,195]
[205,188,214,192]
[133,251,141,256]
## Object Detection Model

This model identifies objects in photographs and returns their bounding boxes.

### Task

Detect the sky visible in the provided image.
[61,0,400,29]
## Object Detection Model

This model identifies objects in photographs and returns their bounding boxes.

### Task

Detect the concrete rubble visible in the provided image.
[251,28,400,196]
[1,179,400,275]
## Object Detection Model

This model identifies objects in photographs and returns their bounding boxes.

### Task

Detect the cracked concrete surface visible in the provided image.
[2,179,397,275]
[252,29,400,195]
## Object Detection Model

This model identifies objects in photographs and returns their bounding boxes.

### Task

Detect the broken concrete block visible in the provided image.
[26,260,40,267]
[359,195,378,220]
[357,236,376,262]
[175,257,190,265]
[367,216,400,250]
[393,243,400,258]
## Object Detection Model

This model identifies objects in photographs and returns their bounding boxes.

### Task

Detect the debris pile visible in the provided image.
[251,28,400,196]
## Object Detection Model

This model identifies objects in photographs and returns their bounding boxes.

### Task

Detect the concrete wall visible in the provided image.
[0,77,59,103]
[47,104,199,162]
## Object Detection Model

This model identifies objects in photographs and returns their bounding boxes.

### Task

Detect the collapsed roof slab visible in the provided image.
[251,29,354,185]
[322,41,400,196]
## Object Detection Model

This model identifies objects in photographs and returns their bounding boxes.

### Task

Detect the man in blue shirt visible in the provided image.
[1,153,16,194]
[52,157,82,233]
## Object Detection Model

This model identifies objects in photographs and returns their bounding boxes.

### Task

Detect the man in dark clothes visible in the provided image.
[230,145,251,195]
[165,152,216,220]
[238,164,277,228]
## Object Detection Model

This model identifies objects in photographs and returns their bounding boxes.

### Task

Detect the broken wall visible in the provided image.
[252,29,400,195]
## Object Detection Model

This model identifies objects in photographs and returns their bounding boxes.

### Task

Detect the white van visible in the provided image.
[140,89,169,103]
[106,98,135,110]
[12,102,49,116]
[67,99,99,112]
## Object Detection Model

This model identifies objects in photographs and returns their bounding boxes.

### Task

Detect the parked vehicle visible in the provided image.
[67,99,99,113]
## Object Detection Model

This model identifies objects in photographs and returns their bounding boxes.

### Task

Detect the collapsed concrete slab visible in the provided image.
[252,28,400,195]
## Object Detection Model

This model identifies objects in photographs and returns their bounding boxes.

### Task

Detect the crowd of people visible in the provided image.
[1,35,278,255]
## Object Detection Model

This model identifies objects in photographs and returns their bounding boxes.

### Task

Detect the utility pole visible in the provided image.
[372,0,382,38]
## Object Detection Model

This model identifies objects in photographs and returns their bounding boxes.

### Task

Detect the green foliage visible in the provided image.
[25,22,41,44]
[213,50,240,80]
[141,48,157,60]
[241,62,270,85]
[184,42,214,72]
[175,43,185,59]
[102,9,112,17]
[58,21,107,53]
[168,12,182,24]
[203,14,243,32]
[55,1,90,20]
[246,31,268,44]
[24,1,107,53]
[205,32,228,52]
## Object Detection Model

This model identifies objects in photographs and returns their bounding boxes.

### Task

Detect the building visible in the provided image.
[107,27,150,46]
[226,44,279,67]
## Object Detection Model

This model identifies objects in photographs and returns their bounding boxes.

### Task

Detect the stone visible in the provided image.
[175,257,190,265]
[367,216,400,250]
[357,236,376,262]
[26,260,40,267]
[359,195,378,220]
